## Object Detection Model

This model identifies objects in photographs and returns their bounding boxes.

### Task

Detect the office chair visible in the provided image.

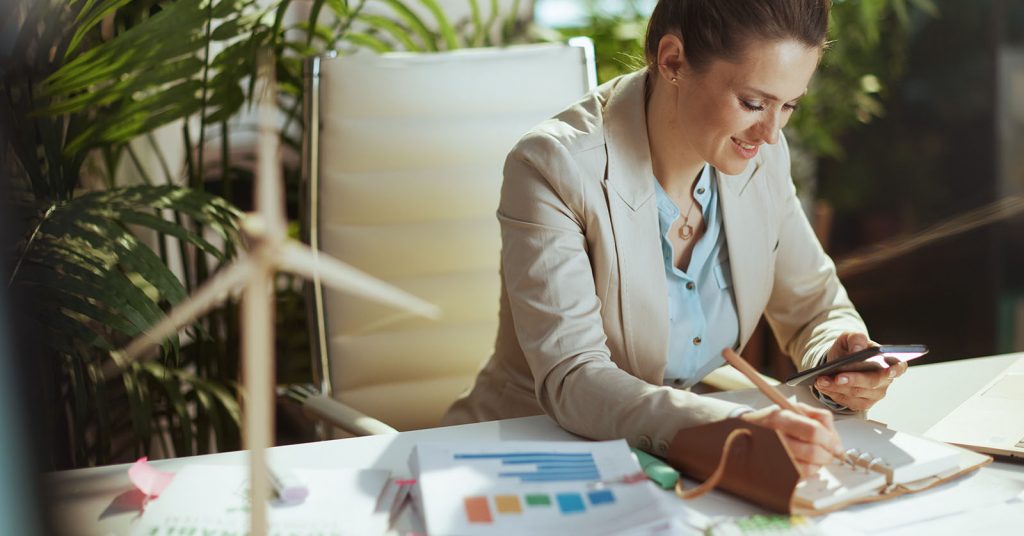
[295,41,598,435]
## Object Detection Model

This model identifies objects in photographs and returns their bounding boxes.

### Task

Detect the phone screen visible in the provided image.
[784,345,928,386]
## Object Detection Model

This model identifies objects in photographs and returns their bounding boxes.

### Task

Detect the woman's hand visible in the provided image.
[738,403,843,477]
[815,332,908,411]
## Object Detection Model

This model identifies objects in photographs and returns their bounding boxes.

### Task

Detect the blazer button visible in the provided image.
[656,439,670,454]
[637,435,652,451]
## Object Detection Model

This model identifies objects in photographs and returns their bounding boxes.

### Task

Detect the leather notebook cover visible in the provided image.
[665,418,800,513]
[664,417,992,514]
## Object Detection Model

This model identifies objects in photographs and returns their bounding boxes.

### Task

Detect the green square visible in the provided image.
[525,494,551,507]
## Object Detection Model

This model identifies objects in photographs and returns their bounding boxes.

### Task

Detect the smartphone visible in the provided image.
[784,344,929,387]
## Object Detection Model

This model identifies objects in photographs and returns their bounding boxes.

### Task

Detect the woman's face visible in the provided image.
[672,39,820,175]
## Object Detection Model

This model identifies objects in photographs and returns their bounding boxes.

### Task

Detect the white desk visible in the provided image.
[47,353,1024,535]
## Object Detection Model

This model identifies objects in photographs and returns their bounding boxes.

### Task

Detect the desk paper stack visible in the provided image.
[132,465,393,535]
[409,440,699,535]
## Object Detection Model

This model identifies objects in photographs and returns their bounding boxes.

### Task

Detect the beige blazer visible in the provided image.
[443,70,866,456]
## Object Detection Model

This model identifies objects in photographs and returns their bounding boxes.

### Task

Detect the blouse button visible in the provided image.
[693,336,702,346]
[686,281,695,290]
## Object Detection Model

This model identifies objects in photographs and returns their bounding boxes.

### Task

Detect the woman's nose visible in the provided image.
[756,112,781,145]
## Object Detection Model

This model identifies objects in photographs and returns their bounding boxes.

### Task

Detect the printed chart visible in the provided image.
[452,451,617,523]
[412,440,687,535]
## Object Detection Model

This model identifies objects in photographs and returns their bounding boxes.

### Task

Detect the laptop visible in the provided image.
[924,357,1024,462]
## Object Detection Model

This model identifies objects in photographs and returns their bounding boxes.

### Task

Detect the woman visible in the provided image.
[443,0,906,477]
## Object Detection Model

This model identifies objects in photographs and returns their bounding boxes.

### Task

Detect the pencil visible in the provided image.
[720,348,845,460]
[720,348,803,415]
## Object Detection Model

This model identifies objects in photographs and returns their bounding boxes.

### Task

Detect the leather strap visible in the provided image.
[674,428,753,500]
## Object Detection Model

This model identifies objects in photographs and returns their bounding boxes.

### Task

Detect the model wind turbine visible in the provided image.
[103,51,439,534]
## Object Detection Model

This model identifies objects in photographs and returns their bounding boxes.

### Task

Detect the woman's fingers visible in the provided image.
[740,406,843,477]
[816,359,909,411]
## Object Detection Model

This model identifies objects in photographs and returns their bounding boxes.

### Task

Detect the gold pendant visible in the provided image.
[679,223,694,240]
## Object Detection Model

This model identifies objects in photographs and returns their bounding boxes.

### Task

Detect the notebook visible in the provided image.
[924,357,1024,461]
[794,418,967,510]
[666,417,991,514]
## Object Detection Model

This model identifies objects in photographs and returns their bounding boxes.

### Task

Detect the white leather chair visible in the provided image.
[297,41,597,435]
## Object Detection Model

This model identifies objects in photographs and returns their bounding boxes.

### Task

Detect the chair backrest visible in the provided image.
[303,42,596,431]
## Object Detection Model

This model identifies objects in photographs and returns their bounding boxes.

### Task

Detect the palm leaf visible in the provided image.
[65,0,135,57]
[345,32,394,53]
[10,185,241,358]
[378,0,437,51]
[414,0,459,50]
[356,14,422,51]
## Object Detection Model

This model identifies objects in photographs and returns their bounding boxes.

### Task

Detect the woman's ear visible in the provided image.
[656,34,685,84]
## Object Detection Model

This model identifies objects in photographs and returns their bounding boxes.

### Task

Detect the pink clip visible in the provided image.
[128,457,175,497]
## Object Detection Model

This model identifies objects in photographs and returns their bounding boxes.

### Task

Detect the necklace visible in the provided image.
[679,198,697,240]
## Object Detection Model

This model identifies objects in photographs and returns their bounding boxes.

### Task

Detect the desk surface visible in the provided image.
[47,353,1024,535]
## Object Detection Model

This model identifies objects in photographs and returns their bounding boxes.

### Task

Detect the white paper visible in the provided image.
[819,471,1024,533]
[874,500,1024,536]
[411,440,700,535]
[132,465,392,535]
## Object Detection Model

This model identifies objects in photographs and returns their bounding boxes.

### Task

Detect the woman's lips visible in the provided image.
[731,137,759,159]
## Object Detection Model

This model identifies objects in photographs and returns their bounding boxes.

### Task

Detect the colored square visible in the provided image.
[525,494,552,507]
[555,492,586,514]
[587,489,615,506]
[494,495,522,514]
[464,496,492,523]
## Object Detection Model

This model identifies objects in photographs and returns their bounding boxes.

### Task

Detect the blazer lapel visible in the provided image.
[601,71,670,383]
[717,163,772,350]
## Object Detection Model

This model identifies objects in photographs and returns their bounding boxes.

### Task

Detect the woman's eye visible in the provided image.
[783,103,799,112]
[740,100,765,112]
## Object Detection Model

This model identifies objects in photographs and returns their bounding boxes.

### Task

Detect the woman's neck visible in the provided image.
[644,71,706,199]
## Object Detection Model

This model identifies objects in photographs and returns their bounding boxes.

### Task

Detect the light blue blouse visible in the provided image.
[655,165,740,387]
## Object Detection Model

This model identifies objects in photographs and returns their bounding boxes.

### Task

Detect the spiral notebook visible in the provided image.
[666,417,992,514]
[794,418,974,510]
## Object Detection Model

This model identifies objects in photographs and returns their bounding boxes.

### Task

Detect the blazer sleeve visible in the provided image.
[762,135,869,372]
[498,131,743,454]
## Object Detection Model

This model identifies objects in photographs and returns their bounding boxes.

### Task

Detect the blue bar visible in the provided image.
[454,453,594,460]
[500,458,597,465]
[532,463,599,471]
[501,472,601,482]
[587,490,615,506]
[556,493,586,514]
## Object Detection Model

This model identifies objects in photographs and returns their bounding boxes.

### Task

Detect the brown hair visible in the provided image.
[644,0,831,73]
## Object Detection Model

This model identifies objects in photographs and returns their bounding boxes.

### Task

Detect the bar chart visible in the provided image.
[448,450,621,523]
[413,440,681,535]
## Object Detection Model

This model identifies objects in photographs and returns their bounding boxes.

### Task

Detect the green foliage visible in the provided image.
[789,0,940,159]
[4,0,260,466]
[546,0,647,84]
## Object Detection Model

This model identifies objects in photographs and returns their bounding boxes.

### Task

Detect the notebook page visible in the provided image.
[835,419,962,484]
[794,461,886,510]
